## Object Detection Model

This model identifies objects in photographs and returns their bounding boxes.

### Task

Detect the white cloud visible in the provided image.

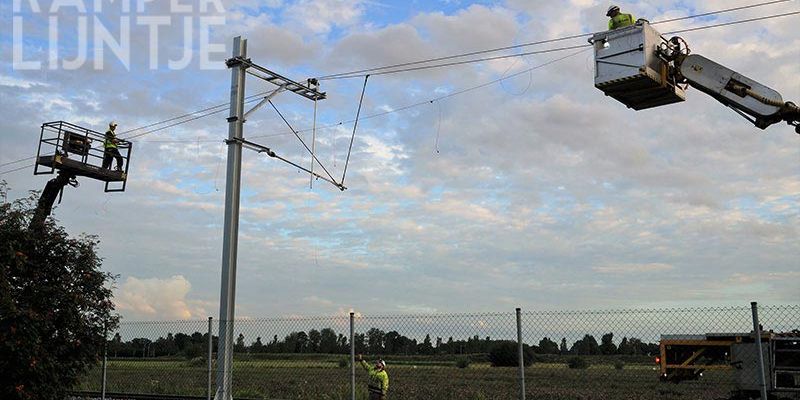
[114,276,211,320]
[284,0,366,34]
[593,263,675,274]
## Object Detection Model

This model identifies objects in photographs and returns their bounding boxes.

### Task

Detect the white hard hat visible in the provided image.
[109,121,118,127]
[607,5,620,16]
[377,359,386,368]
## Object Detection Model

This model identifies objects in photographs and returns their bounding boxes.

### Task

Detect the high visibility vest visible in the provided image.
[104,130,118,149]
[608,13,635,30]
[361,360,389,395]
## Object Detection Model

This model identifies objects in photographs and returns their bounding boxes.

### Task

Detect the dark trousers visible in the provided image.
[368,392,385,400]
[103,147,123,170]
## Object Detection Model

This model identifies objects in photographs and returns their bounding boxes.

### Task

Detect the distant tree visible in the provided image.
[560,338,569,355]
[488,341,534,367]
[0,184,118,400]
[353,333,366,354]
[250,337,265,353]
[319,328,338,353]
[308,329,321,353]
[366,328,385,354]
[235,333,246,352]
[109,333,123,357]
[571,335,600,355]
[617,337,631,355]
[600,333,617,355]
[418,334,434,355]
[384,331,401,354]
[538,337,560,355]
[337,333,349,354]
[296,331,309,353]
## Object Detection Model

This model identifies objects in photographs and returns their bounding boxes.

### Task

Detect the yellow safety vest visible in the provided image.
[104,130,118,149]
[609,13,635,30]
[361,360,389,396]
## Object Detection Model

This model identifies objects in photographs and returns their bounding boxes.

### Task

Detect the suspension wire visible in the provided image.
[323,44,590,80]
[2,10,797,176]
[664,10,800,35]
[0,157,35,168]
[322,9,800,80]
[124,93,271,140]
[268,100,338,185]
[316,0,794,80]
[341,75,370,187]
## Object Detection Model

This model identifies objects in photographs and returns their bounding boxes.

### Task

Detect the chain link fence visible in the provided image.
[72,303,800,400]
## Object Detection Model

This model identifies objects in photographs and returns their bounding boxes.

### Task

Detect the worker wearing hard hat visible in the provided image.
[607,5,636,30]
[357,354,389,399]
[102,121,124,171]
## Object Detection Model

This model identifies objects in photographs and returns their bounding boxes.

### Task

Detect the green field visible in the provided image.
[75,356,736,400]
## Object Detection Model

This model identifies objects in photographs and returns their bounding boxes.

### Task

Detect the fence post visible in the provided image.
[208,316,213,400]
[751,302,769,400]
[350,312,356,400]
[101,322,108,400]
[516,308,526,400]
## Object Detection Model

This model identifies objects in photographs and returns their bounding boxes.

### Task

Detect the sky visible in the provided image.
[1,0,798,322]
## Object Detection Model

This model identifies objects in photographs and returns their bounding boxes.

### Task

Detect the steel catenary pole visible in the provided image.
[516,308,526,400]
[751,302,769,400]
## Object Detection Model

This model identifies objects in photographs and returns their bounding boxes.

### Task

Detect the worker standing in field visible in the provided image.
[357,354,389,399]
[102,121,123,171]
[607,5,635,30]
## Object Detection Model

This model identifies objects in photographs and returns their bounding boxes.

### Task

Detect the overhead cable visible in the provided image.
[317,0,795,80]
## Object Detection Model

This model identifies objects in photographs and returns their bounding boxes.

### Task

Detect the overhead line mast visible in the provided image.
[214,36,332,400]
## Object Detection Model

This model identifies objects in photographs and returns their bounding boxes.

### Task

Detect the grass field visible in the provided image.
[75,356,737,400]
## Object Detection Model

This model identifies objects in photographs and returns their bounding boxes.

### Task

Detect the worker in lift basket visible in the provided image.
[357,354,389,400]
[102,121,123,171]
[607,5,636,30]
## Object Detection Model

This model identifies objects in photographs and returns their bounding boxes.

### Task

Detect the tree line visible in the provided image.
[107,328,658,358]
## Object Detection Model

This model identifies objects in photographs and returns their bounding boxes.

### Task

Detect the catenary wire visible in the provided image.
[2,10,797,176]
[317,0,795,80]
[324,10,799,80]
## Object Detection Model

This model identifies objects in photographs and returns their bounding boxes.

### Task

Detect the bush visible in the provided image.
[567,356,589,369]
[488,341,533,367]
[338,358,349,368]
[455,356,470,369]
[614,360,625,370]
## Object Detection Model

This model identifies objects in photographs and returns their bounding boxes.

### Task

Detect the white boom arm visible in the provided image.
[678,54,800,132]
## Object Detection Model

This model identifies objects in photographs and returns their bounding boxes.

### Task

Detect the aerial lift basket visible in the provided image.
[34,121,132,192]
[590,21,686,110]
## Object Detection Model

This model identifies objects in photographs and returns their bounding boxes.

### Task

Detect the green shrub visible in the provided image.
[488,341,533,367]
[614,360,625,370]
[567,356,589,369]
[455,356,471,369]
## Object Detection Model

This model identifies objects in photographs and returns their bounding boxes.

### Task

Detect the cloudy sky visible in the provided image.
[1,0,798,321]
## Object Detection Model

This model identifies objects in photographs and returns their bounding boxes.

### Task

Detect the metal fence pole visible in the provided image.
[751,302,769,400]
[350,312,356,400]
[516,308,526,400]
[101,322,108,400]
[208,316,213,400]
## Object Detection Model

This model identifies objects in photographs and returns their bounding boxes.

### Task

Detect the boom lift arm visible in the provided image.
[30,171,77,229]
[671,51,800,132]
[591,22,800,134]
